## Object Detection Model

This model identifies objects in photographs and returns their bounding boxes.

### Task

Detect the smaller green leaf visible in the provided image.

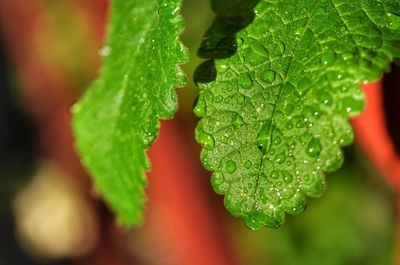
[73,0,187,226]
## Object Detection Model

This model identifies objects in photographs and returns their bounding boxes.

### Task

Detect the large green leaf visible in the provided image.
[195,0,400,229]
[73,0,187,226]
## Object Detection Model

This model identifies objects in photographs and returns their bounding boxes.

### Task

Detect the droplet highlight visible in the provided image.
[306,138,321,157]
[196,128,215,150]
[238,74,253,90]
[226,160,237,174]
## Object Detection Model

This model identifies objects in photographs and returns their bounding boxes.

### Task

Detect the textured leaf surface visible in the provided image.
[73,0,187,225]
[195,0,400,229]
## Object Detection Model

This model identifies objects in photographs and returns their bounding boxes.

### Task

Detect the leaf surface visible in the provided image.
[195,0,400,229]
[73,0,187,225]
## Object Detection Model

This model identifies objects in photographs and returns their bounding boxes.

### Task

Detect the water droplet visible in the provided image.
[244,160,252,169]
[325,152,343,172]
[282,170,293,183]
[225,197,241,217]
[305,177,326,197]
[274,136,282,145]
[193,94,206,117]
[271,170,279,179]
[211,171,223,185]
[236,37,244,47]
[306,138,321,157]
[276,153,286,164]
[293,116,306,128]
[257,120,272,153]
[302,106,320,119]
[320,52,336,66]
[200,154,212,169]
[221,134,229,144]
[196,128,215,150]
[142,124,158,148]
[271,40,285,55]
[388,13,400,30]
[342,96,364,115]
[224,70,235,79]
[341,52,354,61]
[211,172,228,194]
[296,77,311,96]
[243,48,267,66]
[252,43,269,57]
[215,95,223,103]
[226,160,237,174]
[285,103,295,114]
[263,215,282,229]
[238,74,253,90]
[261,91,270,99]
[236,95,245,105]
[234,114,244,127]
[245,211,267,230]
[257,69,276,84]
[339,129,353,146]
[316,91,333,105]
[285,193,306,216]
[223,96,231,104]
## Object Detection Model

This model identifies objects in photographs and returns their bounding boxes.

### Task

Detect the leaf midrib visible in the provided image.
[248,0,320,216]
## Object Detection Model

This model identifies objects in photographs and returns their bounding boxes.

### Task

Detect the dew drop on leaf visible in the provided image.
[339,129,353,146]
[193,94,207,117]
[258,69,276,84]
[211,172,228,194]
[236,95,246,105]
[306,138,321,157]
[285,193,306,216]
[245,212,265,230]
[257,119,272,153]
[238,74,253,90]
[202,156,214,170]
[252,43,269,57]
[284,102,295,114]
[388,13,400,30]
[316,90,333,105]
[142,124,158,148]
[237,37,244,47]
[244,160,252,169]
[243,47,267,66]
[271,170,279,179]
[261,91,270,99]
[325,152,343,172]
[296,77,311,96]
[273,135,282,145]
[320,51,336,66]
[282,170,293,183]
[341,52,354,61]
[197,128,215,150]
[270,40,286,55]
[226,160,237,174]
[215,95,223,103]
[263,215,282,229]
[276,152,286,164]
[342,96,364,115]
[234,114,245,127]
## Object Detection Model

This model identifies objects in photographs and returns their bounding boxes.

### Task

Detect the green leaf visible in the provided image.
[73,0,187,226]
[195,0,400,229]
